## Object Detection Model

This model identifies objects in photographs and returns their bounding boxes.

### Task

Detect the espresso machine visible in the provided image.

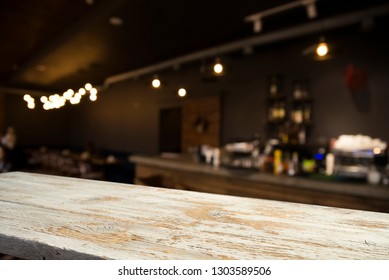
[332,135,387,179]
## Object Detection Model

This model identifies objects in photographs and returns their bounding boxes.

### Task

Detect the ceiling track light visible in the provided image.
[243,45,254,55]
[253,18,262,33]
[305,1,317,19]
[103,3,389,87]
[244,0,317,33]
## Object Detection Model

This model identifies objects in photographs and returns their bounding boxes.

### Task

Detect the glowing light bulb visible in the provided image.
[64,90,73,100]
[27,102,35,109]
[373,147,381,155]
[178,88,187,97]
[85,83,92,91]
[90,94,97,101]
[90,88,97,95]
[316,42,328,57]
[59,96,66,106]
[68,89,74,95]
[152,78,161,88]
[70,97,80,104]
[213,63,223,74]
[23,94,32,102]
[79,88,86,95]
[40,96,48,103]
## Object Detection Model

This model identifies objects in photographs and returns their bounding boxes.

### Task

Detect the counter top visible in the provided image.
[129,155,389,201]
[2,172,388,259]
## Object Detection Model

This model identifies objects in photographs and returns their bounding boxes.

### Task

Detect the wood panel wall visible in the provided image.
[181,96,220,152]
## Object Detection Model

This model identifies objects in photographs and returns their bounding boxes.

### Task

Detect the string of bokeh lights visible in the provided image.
[23,83,98,110]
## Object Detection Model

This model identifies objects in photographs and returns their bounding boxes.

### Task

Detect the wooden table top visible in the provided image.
[0,172,388,260]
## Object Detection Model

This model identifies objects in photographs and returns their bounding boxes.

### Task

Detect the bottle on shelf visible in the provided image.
[273,149,283,175]
[293,82,303,100]
[325,153,335,176]
[287,151,300,176]
[293,80,310,100]
[298,128,306,145]
[268,75,283,98]
[303,106,311,123]
[292,107,303,124]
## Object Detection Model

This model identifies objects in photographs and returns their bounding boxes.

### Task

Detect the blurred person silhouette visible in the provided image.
[2,127,19,169]
[0,145,12,172]
[2,126,17,150]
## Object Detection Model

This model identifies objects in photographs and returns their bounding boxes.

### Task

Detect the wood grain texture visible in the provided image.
[1,172,389,260]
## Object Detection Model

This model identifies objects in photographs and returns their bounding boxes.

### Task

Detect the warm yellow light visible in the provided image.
[59,96,66,106]
[68,89,74,95]
[90,88,97,95]
[79,88,86,95]
[373,147,381,155]
[63,90,73,100]
[23,94,32,102]
[316,42,328,57]
[213,63,223,74]
[40,96,48,103]
[27,102,35,109]
[70,97,80,104]
[178,88,187,97]
[152,78,161,88]
[90,94,97,101]
[85,83,92,91]
[43,103,50,110]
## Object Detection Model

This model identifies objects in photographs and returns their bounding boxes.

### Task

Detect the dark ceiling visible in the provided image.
[0,0,388,92]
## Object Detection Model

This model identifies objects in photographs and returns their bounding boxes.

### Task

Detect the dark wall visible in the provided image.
[67,80,165,154]
[5,27,389,152]
[5,94,69,147]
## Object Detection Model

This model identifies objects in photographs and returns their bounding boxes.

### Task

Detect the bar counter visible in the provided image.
[1,172,389,259]
[130,154,389,213]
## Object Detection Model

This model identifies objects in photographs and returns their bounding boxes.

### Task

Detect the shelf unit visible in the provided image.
[265,76,313,145]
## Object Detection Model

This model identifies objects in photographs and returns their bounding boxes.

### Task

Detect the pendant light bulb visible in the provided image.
[316,42,328,57]
[27,102,35,109]
[213,58,223,74]
[178,88,187,97]
[23,94,32,102]
[85,83,92,91]
[90,88,98,95]
[152,75,161,88]
[316,37,329,57]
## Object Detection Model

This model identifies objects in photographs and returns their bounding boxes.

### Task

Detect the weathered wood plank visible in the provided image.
[1,172,389,259]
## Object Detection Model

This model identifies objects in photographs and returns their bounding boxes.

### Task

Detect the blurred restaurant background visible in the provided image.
[1,0,389,211]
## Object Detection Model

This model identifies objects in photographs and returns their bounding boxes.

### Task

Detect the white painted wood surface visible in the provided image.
[0,172,388,259]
